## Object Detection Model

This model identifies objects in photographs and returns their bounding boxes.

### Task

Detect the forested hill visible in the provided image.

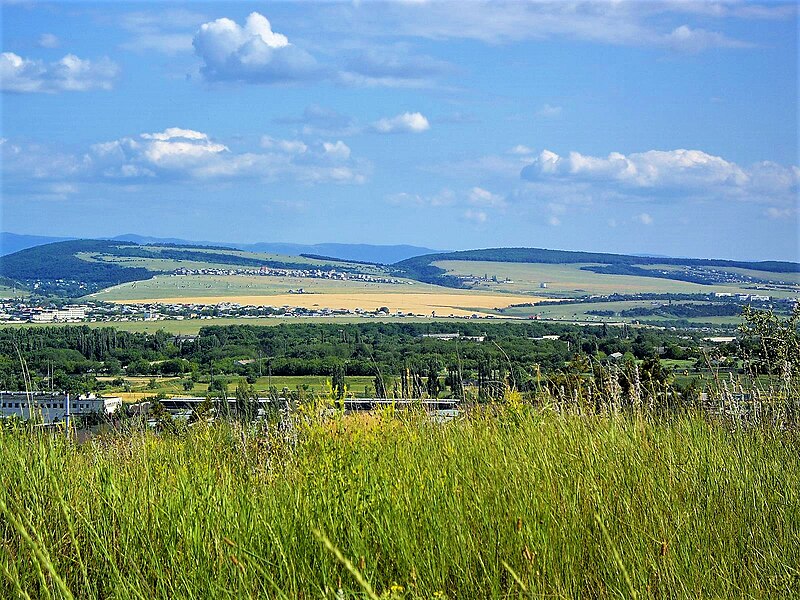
[0,240,157,296]
[0,239,354,297]
[393,248,800,288]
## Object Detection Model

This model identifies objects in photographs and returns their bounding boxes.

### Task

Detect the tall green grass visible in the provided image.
[1,407,798,599]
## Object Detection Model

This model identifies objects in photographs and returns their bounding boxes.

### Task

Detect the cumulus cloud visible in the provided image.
[2,128,368,187]
[520,148,798,206]
[0,52,119,93]
[637,212,654,225]
[322,141,351,160]
[372,112,430,134]
[193,12,319,84]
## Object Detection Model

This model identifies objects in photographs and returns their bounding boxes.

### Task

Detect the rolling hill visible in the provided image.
[0,239,382,297]
[2,232,443,263]
[394,248,800,288]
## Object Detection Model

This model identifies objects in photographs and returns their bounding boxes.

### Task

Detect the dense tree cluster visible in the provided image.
[0,322,703,396]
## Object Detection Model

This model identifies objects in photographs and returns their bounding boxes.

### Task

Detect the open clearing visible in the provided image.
[109,291,547,317]
[433,260,799,298]
[91,274,549,316]
[0,316,487,335]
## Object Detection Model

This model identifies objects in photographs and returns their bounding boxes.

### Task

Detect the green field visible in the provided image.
[495,300,748,326]
[1,409,797,598]
[0,316,491,335]
[88,274,430,302]
[101,374,380,402]
[433,260,800,298]
[77,246,387,274]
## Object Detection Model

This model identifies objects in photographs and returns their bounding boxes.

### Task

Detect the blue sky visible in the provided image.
[1,1,797,261]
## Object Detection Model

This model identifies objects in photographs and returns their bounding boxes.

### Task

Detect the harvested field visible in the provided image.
[111,292,547,317]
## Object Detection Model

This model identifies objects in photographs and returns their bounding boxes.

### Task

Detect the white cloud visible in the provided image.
[637,212,654,225]
[387,188,456,207]
[193,12,319,83]
[548,215,561,226]
[372,112,430,134]
[509,145,533,155]
[521,148,798,204]
[2,128,369,187]
[665,25,751,52]
[260,136,308,154]
[468,186,505,207]
[536,103,562,118]
[322,141,351,160]
[331,1,760,51]
[0,52,118,93]
[37,33,60,49]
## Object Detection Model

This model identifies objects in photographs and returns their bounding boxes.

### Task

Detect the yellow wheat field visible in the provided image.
[113,292,547,317]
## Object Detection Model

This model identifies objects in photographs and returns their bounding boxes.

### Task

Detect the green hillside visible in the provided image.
[394,247,800,290]
[0,240,379,297]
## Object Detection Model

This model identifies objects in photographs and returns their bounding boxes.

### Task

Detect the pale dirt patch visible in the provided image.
[111,292,548,317]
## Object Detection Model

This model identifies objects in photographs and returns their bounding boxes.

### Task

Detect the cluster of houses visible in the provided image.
[0,302,92,323]
[171,267,408,285]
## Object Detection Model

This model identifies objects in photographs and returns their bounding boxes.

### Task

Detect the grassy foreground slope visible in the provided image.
[1,410,798,598]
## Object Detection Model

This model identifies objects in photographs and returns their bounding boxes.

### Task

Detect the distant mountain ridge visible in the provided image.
[0,232,75,256]
[0,232,442,264]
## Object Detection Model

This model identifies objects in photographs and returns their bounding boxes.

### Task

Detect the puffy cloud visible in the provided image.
[521,150,800,211]
[322,141,351,160]
[372,112,430,134]
[2,128,368,187]
[0,52,118,93]
[468,186,505,207]
[637,212,654,225]
[37,33,60,49]
[193,12,319,83]
[521,148,797,200]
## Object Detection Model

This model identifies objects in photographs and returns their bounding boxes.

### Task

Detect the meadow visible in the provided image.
[101,374,379,403]
[433,260,799,299]
[1,407,798,599]
[495,300,748,326]
[91,274,545,317]
[0,316,482,335]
